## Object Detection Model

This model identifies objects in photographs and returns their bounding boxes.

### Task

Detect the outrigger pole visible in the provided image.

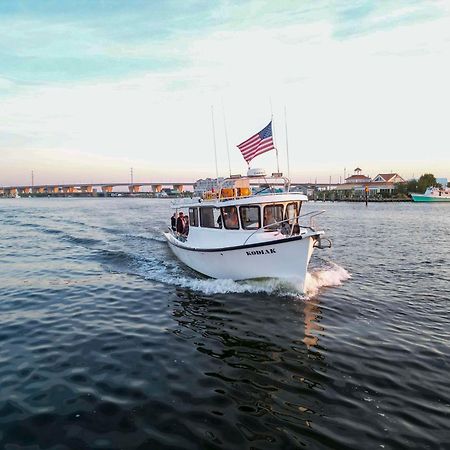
[269,97,280,174]
[272,114,280,174]
[221,99,232,177]
[284,105,290,179]
[211,105,219,180]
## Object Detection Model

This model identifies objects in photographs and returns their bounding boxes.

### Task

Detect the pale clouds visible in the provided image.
[1,1,449,185]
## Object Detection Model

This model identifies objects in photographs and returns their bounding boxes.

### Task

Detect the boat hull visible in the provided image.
[164,233,317,293]
[411,194,450,202]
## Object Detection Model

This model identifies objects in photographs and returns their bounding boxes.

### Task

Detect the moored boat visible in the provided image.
[410,186,450,202]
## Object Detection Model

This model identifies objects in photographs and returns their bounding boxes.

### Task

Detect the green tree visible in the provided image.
[417,173,437,193]
[395,182,408,195]
[406,179,418,193]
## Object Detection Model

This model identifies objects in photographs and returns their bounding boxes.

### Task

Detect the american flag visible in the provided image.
[237,121,275,164]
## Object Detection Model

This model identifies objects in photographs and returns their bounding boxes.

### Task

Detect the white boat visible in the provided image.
[164,172,331,293]
[411,186,450,202]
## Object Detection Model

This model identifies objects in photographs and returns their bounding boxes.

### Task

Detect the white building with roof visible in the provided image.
[193,177,224,197]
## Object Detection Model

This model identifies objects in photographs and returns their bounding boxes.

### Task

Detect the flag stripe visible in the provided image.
[236,121,275,163]
[243,142,274,158]
[238,133,259,147]
[240,138,273,157]
[238,136,260,152]
[242,146,274,161]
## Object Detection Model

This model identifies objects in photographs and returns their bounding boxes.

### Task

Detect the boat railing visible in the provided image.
[243,210,325,245]
[168,226,188,242]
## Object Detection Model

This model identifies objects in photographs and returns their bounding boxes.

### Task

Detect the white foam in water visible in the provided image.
[138,253,350,298]
[304,263,351,297]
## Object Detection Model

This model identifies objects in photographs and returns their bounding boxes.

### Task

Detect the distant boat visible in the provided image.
[410,186,450,202]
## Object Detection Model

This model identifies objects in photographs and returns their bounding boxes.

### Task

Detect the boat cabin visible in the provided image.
[187,198,303,232]
[172,194,309,249]
[170,173,314,247]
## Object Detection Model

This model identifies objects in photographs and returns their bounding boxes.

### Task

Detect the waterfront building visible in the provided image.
[371,173,406,184]
[193,177,224,197]
[345,167,372,184]
[338,168,406,198]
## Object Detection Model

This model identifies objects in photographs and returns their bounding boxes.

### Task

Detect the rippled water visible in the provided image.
[0,198,449,449]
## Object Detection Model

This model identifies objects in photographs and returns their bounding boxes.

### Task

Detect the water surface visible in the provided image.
[0,198,449,449]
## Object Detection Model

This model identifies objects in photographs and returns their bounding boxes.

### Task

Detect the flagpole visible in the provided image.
[221,99,232,177]
[211,105,219,181]
[284,105,290,179]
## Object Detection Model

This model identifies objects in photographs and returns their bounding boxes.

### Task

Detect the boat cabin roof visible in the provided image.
[173,192,308,209]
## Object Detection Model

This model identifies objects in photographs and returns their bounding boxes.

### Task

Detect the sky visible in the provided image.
[1,0,450,186]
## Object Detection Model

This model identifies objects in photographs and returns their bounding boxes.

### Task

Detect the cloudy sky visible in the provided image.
[1,0,449,186]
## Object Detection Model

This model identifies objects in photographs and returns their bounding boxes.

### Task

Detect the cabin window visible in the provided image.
[189,207,199,227]
[240,206,260,230]
[200,207,222,229]
[263,204,283,229]
[221,206,240,230]
[285,202,299,225]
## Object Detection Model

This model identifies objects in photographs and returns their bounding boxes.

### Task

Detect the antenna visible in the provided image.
[31,170,34,187]
[284,106,290,179]
[269,98,280,173]
[130,167,134,184]
[221,99,232,177]
[211,106,219,180]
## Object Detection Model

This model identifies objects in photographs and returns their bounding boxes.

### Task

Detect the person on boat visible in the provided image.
[183,214,190,236]
[176,212,185,234]
[171,213,176,231]
[264,208,277,228]
[224,208,239,229]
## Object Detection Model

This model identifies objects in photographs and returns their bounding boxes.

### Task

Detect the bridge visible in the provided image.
[0,182,196,196]
[0,180,338,197]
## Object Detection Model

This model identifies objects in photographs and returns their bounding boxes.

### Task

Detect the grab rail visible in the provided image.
[243,210,325,245]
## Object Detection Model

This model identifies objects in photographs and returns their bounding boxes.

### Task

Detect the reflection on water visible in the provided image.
[169,289,329,445]
[303,297,323,350]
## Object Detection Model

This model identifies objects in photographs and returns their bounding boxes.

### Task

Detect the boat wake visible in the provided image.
[136,250,350,298]
[101,227,350,298]
[304,263,351,297]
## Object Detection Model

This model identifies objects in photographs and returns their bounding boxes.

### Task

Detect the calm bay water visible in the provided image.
[0,198,449,449]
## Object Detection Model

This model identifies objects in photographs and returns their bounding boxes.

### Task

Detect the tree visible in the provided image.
[406,179,419,193]
[395,182,409,195]
[417,173,437,193]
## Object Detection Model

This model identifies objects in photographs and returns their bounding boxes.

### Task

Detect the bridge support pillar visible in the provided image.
[128,185,141,193]
[81,185,93,193]
[152,184,162,193]
[102,186,113,194]
[173,184,184,193]
[62,186,75,194]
